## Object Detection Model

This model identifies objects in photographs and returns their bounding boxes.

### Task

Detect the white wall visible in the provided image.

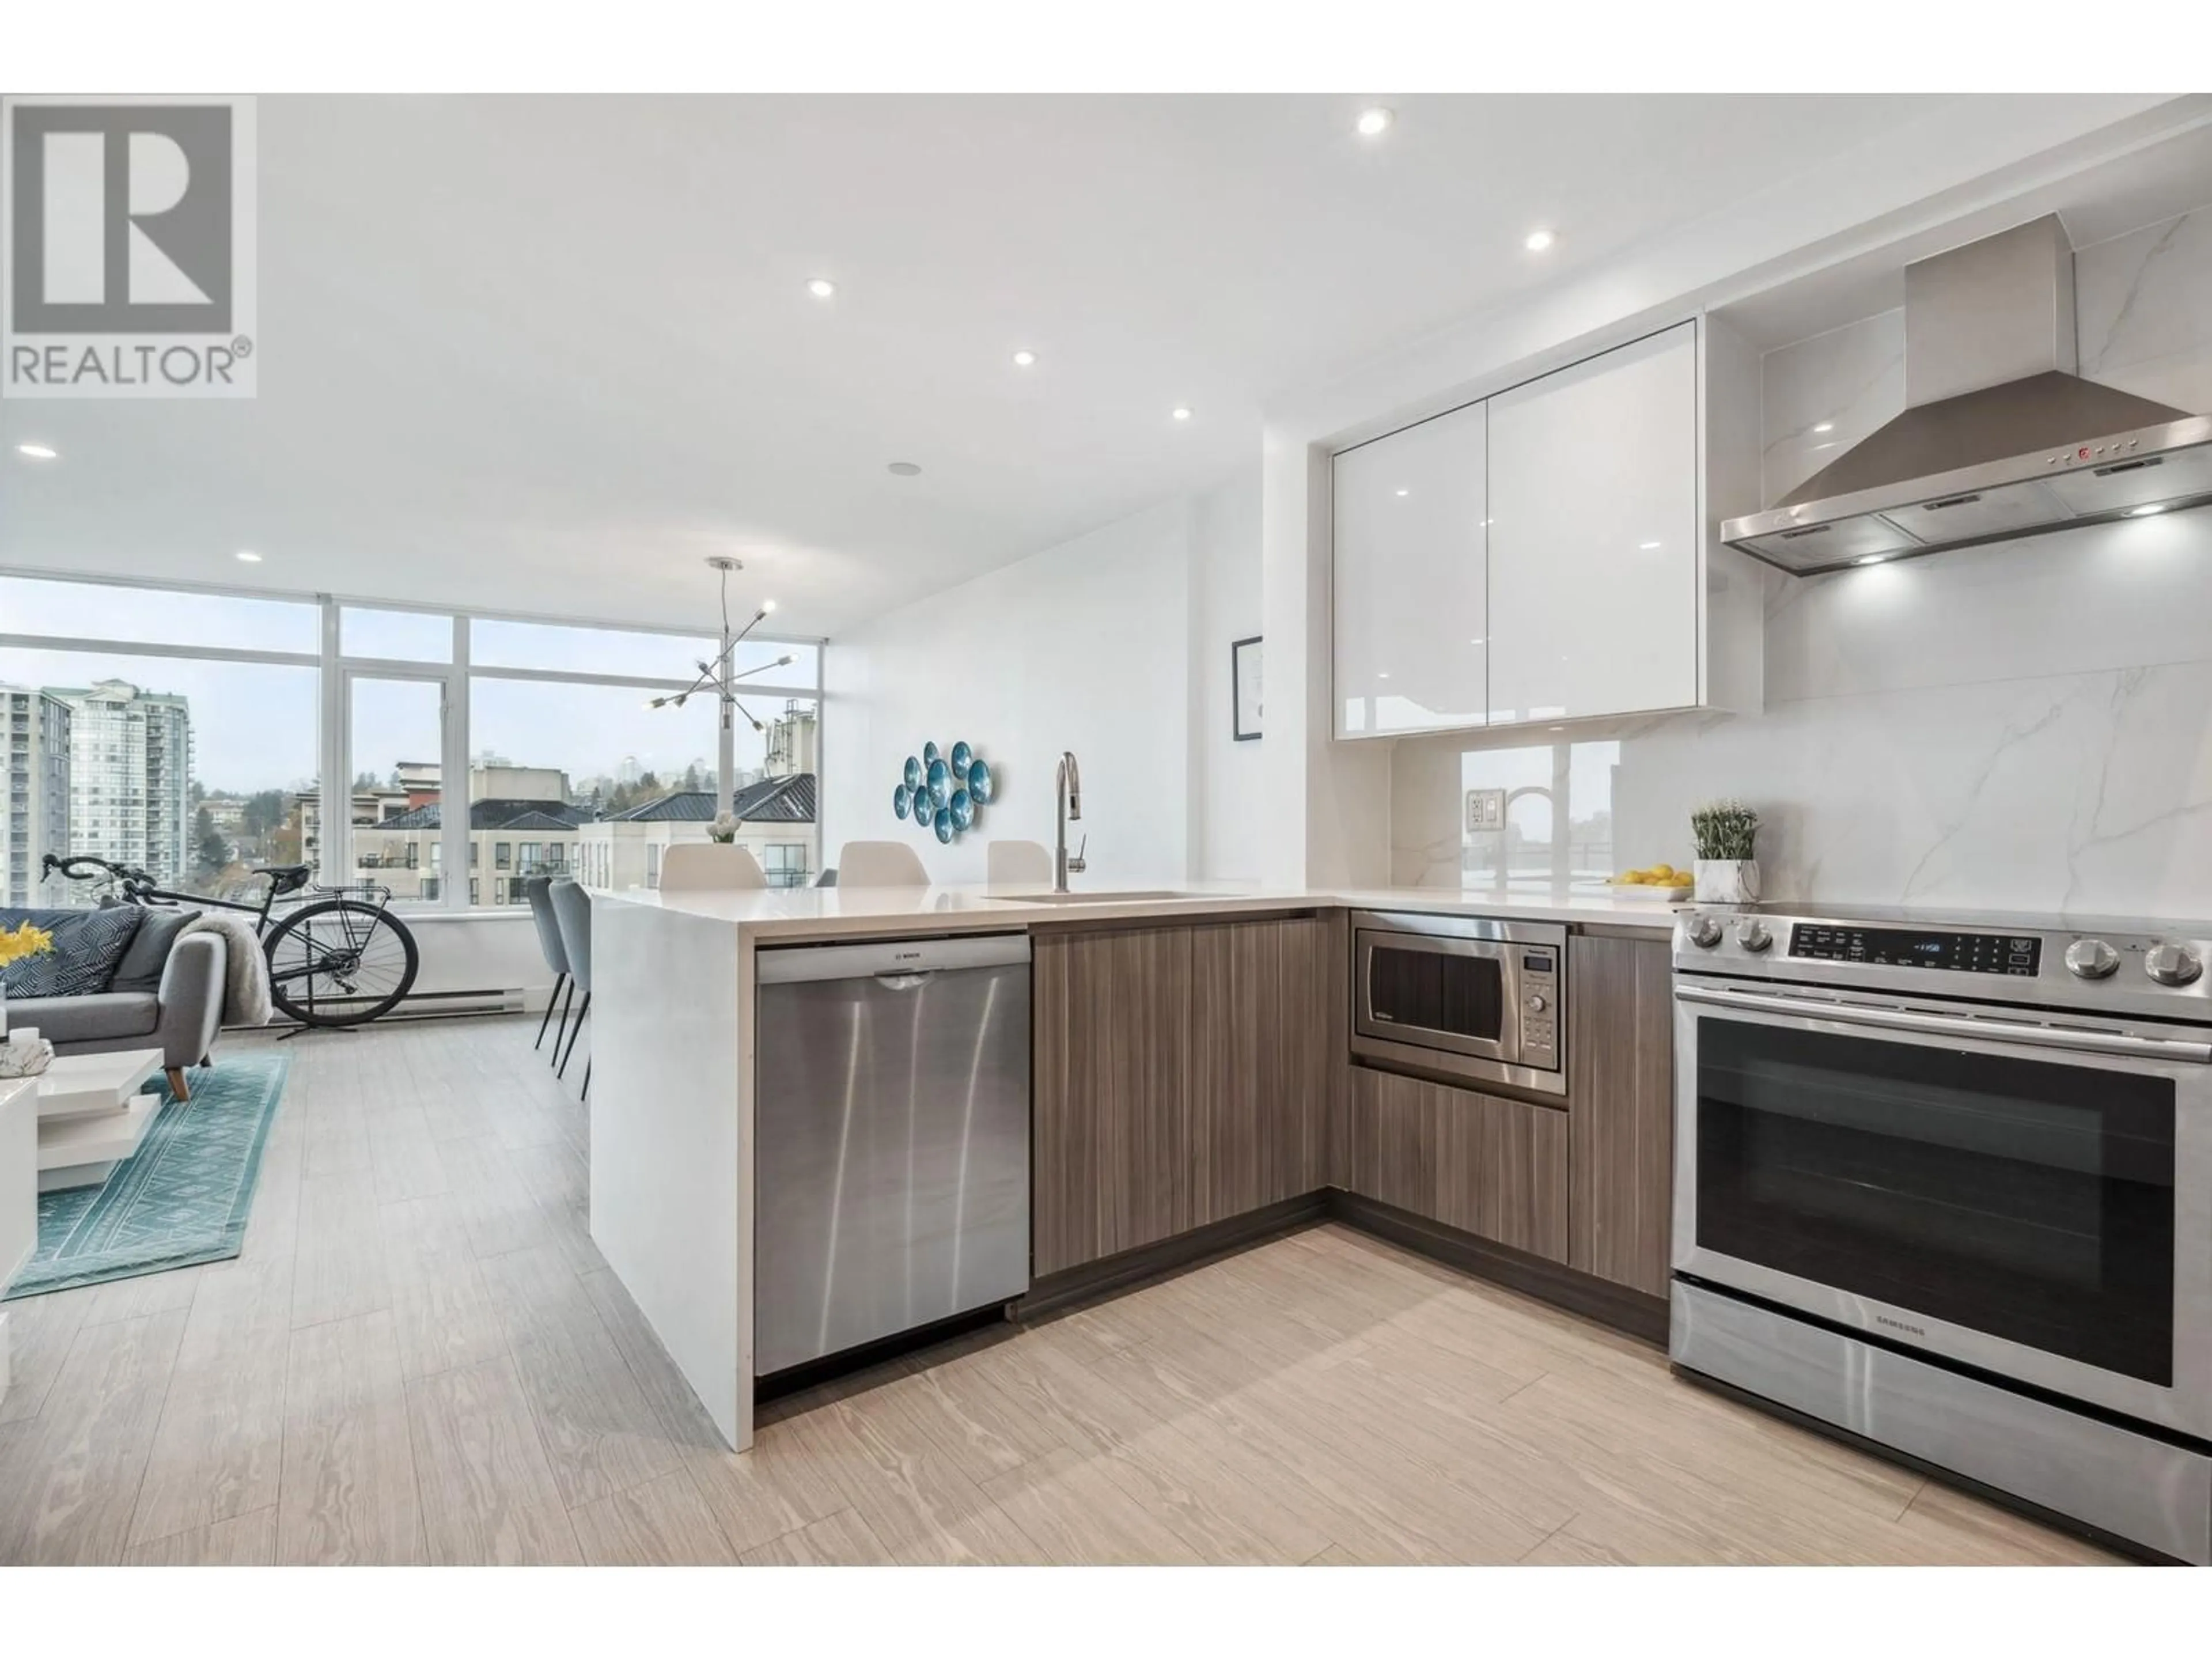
[1387,202,2212,918]
[1188,469,1266,882]
[823,497,1204,885]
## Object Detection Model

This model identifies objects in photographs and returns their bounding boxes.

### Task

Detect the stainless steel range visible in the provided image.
[1669,902,2212,1563]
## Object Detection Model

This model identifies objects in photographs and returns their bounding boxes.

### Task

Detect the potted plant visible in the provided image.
[707,812,742,845]
[1690,801,1761,904]
[0,918,55,1039]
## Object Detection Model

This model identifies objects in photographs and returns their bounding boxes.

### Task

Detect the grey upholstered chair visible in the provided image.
[547,878,593,1099]
[522,875,573,1063]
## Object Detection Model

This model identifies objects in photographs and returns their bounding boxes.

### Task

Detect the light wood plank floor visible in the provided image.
[0,1016,2126,1566]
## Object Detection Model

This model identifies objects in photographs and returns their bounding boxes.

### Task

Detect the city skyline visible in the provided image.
[0,576,817,799]
[0,652,806,800]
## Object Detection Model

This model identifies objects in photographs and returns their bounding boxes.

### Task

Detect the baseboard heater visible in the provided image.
[233,986,530,1031]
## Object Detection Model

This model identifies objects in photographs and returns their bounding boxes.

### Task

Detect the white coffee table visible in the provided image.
[33,1048,165,1193]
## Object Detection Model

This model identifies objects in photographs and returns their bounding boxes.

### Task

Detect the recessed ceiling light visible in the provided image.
[1171,406,1193,422]
[234,550,263,563]
[805,277,836,300]
[15,442,56,460]
[1812,422,1835,434]
[1638,541,1661,551]
[1012,350,1037,368]
[760,599,777,613]
[1377,671,1391,679]
[1355,108,1394,138]
[1524,229,1556,253]
[1395,488,1410,497]
[2129,503,2168,517]
[887,461,922,476]
[1855,554,1890,566]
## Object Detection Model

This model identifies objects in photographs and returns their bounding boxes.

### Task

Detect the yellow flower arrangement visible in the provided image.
[0,921,55,968]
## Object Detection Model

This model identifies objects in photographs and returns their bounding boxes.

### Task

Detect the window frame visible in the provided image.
[0,567,826,915]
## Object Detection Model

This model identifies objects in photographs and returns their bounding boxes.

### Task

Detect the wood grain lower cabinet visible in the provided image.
[1345,1069,1569,1263]
[1033,916,1332,1278]
[1032,927,1193,1277]
[1567,933,1675,1297]
[1188,917,1330,1230]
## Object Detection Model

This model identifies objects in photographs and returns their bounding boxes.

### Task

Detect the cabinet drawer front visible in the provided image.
[1332,400,1488,739]
[1347,1068,1568,1262]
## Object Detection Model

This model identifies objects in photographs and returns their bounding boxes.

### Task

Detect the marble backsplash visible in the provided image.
[1390,202,2212,921]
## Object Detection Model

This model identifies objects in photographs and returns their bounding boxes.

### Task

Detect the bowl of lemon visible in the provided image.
[1607,863,1694,901]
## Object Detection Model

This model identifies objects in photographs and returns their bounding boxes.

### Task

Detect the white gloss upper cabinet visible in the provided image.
[1486,321,1701,724]
[1332,400,1487,738]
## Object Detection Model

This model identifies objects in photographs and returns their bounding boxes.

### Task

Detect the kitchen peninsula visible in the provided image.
[590,881,1679,1450]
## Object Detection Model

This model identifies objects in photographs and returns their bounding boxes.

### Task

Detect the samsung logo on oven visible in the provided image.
[1874,1314,1927,1339]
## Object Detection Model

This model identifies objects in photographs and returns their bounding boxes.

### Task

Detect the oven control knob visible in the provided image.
[1686,915,1724,949]
[1526,994,1549,1014]
[1734,918,1772,952]
[2146,942,2203,987]
[2063,938,2119,980]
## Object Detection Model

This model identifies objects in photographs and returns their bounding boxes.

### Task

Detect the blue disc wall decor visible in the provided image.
[892,741,994,842]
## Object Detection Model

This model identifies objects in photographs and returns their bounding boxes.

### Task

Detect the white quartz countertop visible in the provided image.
[596,880,1684,940]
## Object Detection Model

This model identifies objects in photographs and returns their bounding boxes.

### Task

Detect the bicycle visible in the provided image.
[41,853,421,1030]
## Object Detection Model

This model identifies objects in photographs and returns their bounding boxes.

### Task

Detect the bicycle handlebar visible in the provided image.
[41,853,153,887]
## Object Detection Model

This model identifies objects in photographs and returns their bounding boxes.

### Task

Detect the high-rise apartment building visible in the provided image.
[50,679,195,889]
[2,685,73,906]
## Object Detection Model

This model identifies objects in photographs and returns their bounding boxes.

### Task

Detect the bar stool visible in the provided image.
[835,841,930,887]
[659,843,767,892]
[523,874,573,1062]
[987,839,1052,885]
[548,878,593,1099]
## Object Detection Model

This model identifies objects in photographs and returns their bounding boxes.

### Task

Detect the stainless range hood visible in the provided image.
[1722,215,2212,575]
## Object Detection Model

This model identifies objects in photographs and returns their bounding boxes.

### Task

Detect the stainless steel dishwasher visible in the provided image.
[754,932,1031,1376]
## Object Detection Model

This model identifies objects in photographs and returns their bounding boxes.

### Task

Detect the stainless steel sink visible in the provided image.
[982,889,1196,904]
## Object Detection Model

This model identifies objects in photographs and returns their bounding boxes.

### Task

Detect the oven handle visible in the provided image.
[1675,983,2212,1063]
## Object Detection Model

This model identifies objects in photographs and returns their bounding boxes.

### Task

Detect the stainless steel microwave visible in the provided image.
[1350,911,1567,1096]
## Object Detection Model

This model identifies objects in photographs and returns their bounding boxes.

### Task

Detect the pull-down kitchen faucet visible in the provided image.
[1054,751,1086,893]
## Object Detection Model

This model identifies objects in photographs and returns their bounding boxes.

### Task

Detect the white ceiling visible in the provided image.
[5,92,1992,636]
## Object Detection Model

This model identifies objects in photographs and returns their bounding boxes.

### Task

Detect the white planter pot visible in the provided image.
[1694,859,1760,904]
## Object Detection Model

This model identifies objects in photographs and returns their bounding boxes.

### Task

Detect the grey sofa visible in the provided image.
[4,909,228,1100]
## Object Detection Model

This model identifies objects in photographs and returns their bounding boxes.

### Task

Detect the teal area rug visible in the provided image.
[4,1052,289,1300]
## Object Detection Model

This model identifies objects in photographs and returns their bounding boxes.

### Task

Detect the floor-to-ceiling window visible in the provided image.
[0,576,320,908]
[1,572,824,912]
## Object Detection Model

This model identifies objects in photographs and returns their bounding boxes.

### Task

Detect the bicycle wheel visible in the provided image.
[263,898,420,1027]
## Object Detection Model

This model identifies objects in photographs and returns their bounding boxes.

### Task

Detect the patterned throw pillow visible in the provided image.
[0,904,145,999]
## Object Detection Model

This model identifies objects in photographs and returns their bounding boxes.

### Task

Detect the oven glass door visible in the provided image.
[1361,933,1511,1059]
[1688,1008,2178,1389]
